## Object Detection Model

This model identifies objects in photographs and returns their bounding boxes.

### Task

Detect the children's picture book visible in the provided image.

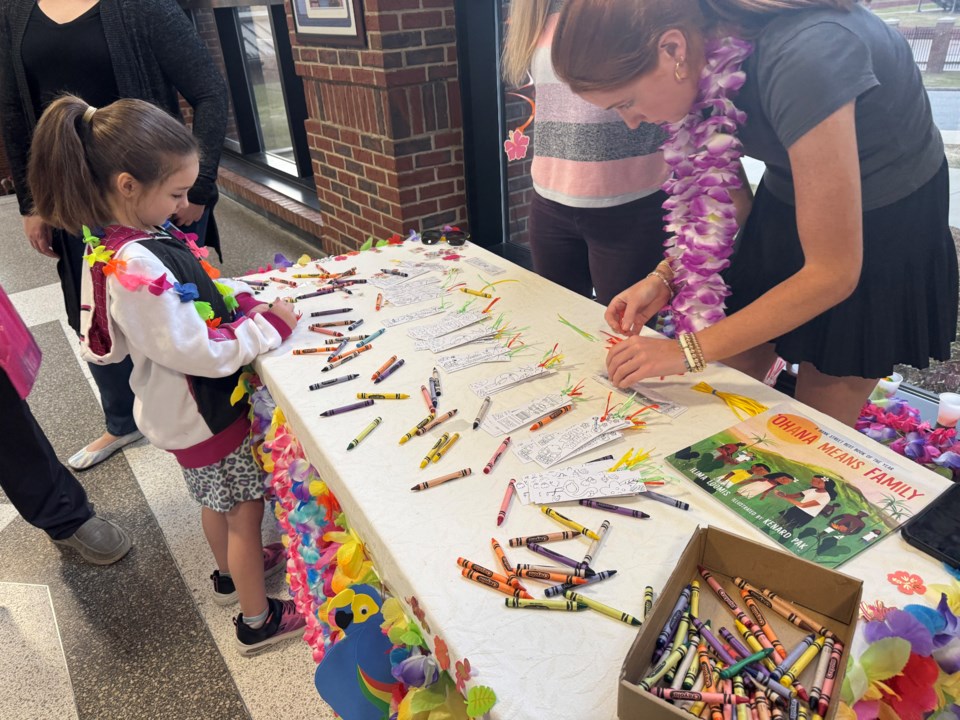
[665,404,948,568]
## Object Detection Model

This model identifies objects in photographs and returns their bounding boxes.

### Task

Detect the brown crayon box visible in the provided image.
[619,526,862,720]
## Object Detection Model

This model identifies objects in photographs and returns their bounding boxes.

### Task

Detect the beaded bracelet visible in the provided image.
[647,265,674,299]
[677,331,706,373]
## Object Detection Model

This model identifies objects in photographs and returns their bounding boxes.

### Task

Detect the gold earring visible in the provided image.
[674,58,686,82]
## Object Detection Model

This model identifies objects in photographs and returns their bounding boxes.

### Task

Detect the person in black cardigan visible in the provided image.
[0,0,228,469]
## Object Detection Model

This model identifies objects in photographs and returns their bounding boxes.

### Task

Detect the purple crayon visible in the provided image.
[578,498,650,519]
[656,585,691,653]
[320,399,375,417]
[297,287,338,300]
[310,307,353,317]
[527,542,596,575]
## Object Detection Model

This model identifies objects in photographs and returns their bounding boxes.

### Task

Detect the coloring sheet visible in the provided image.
[464,257,506,276]
[384,277,446,307]
[514,468,648,505]
[511,416,627,465]
[413,324,498,353]
[381,306,446,328]
[592,373,688,419]
[367,266,431,289]
[468,364,556,398]
[407,310,487,341]
[434,346,512,373]
[481,393,570,436]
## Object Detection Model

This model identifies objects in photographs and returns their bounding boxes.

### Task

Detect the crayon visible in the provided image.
[418,409,458,435]
[374,358,405,383]
[320,399,374,417]
[692,619,793,701]
[292,272,324,278]
[670,636,700,691]
[529,403,573,431]
[734,578,837,640]
[508,531,580,547]
[324,334,367,344]
[358,327,385,346]
[483,436,511,474]
[642,489,690,510]
[297,287,337,300]
[310,307,353,317]
[732,676,749,720]
[269,276,297,287]
[643,586,655,621]
[432,366,442,396]
[771,634,818,682]
[543,569,617,598]
[580,519,611,570]
[309,373,359,391]
[497,479,516,526]
[490,538,523,590]
[375,293,382,311]
[515,568,588,584]
[460,287,492,298]
[347,319,364,332]
[578,498,650,519]
[657,585,692,653]
[473,396,491,429]
[400,413,435,445]
[347,417,382,450]
[411,468,472,492]
[329,344,372,363]
[357,393,409,400]
[540,506,601,541]
[320,352,362,371]
[665,611,692,684]
[733,620,778,672]
[330,338,349,357]
[638,640,691,691]
[456,556,511,585]
[294,347,335,355]
[788,699,799,720]
[816,639,843,717]
[741,589,787,662]
[381,268,408,277]
[808,636,834,708]
[461,568,532,599]
[719,648,775,680]
[312,320,354,327]
[432,432,460,462]
[526,542,593,573]
[690,579,701,620]
[781,636,825,687]
[649,689,751,705]
[420,433,449,469]
[504,598,586,611]
[564,590,641,626]
[421,384,435,414]
[515,563,568,573]
[371,355,398,381]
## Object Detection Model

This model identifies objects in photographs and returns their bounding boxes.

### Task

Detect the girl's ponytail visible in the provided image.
[28,94,198,236]
[28,95,113,236]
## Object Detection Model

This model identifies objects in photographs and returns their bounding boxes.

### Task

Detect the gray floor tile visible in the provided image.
[0,582,79,720]
[0,196,62,294]
[0,504,17,535]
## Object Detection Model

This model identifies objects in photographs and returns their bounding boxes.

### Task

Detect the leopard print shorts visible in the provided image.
[181,435,267,512]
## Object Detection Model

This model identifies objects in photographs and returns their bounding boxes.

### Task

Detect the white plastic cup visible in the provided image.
[937,392,960,428]
[873,372,903,399]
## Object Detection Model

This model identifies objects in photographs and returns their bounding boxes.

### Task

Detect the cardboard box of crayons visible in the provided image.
[619,526,862,720]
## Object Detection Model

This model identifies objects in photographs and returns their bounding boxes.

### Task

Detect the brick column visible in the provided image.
[927,17,956,74]
[285,0,467,254]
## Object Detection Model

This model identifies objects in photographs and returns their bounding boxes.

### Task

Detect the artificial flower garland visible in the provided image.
[660,37,753,335]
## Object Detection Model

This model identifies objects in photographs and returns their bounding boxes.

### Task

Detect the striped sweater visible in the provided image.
[530,13,669,208]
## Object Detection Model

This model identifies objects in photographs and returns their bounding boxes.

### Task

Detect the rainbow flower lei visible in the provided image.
[660,37,752,335]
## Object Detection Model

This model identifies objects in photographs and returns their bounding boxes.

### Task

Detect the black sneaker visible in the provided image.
[234,596,307,656]
[211,542,286,606]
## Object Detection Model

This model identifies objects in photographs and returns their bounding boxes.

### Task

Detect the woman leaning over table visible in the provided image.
[0,0,227,468]
[552,0,958,426]
[501,0,670,306]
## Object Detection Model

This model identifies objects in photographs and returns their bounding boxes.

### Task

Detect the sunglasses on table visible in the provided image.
[420,229,470,247]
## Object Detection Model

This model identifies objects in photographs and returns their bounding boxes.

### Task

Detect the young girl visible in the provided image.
[27,95,303,655]
[553,0,957,426]
[501,0,670,305]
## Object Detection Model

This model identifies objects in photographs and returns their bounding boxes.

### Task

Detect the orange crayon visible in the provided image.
[461,568,533,599]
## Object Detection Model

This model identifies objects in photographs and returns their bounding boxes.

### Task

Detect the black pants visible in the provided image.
[0,370,92,539]
[527,190,668,306]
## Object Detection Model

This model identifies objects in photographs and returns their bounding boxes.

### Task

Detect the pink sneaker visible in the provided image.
[234,597,306,655]
[210,542,286,606]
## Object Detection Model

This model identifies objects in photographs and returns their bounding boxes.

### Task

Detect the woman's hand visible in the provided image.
[173,202,205,227]
[604,276,670,336]
[606,335,686,388]
[23,215,57,258]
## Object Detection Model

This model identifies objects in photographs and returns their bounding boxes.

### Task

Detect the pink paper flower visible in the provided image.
[503,129,530,161]
[888,570,927,595]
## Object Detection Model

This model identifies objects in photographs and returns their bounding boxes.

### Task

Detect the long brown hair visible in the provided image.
[552,0,856,93]
[28,95,198,235]
[501,0,553,87]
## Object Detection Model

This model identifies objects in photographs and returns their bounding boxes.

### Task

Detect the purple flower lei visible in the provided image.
[660,37,753,335]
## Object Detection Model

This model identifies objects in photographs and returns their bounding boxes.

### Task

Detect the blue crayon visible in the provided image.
[642,489,690,510]
[357,327,385,346]
[656,585,692,653]
[772,633,818,681]
[543,570,617,598]
[373,359,405,384]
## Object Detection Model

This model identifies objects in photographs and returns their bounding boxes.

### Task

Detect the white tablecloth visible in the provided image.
[253,242,953,720]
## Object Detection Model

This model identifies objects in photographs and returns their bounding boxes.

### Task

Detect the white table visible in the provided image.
[253,242,953,720]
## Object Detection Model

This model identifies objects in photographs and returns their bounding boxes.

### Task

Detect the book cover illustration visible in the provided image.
[665,405,945,568]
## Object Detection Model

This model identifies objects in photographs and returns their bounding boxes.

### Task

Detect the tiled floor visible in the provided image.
[0,195,336,719]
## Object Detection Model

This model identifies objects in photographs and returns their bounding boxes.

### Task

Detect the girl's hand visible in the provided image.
[23,215,56,258]
[604,277,670,336]
[265,299,299,331]
[606,335,686,388]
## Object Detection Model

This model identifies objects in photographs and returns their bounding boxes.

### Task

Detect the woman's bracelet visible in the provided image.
[677,331,706,373]
[647,265,674,299]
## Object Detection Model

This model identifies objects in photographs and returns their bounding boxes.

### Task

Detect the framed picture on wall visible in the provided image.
[292,0,366,48]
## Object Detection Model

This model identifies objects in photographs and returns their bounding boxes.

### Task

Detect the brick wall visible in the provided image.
[501,0,533,247]
[285,0,467,254]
